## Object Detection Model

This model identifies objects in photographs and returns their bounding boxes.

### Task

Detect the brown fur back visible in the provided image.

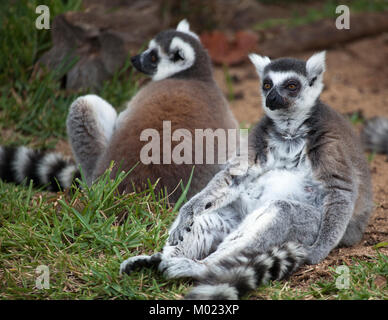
[94,79,238,203]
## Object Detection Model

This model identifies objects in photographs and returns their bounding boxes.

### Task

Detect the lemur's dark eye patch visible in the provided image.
[172,50,184,62]
[262,79,273,90]
[150,50,158,63]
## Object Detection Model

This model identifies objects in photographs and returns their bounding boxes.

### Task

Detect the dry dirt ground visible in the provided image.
[214,33,388,286]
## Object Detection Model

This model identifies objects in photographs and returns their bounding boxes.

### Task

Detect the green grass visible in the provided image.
[0,167,191,299]
[0,0,387,300]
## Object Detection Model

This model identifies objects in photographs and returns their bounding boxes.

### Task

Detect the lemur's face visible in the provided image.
[131,19,199,81]
[249,52,326,117]
[261,71,304,111]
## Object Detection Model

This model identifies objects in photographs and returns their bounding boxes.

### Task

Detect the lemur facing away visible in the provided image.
[0,20,238,203]
[362,116,388,155]
[120,51,373,300]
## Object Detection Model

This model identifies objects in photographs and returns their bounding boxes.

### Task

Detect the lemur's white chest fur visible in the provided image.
[241,130,324,214]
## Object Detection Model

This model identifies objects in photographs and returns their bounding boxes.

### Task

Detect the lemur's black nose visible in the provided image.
[266,90,287,110]
[267,90,277,102]
[266,90,278,107]
[131,55,142,72]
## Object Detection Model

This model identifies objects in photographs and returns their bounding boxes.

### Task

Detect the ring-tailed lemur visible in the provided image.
[362,116,388,155]
[0,20,238,202]
[120,51,373,300]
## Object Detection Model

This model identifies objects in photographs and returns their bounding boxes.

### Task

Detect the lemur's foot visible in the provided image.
[66,95,117,184]
[120,253,162,275]
[159,257,206,279]
[68,95,117,142]
[304,246,327,265]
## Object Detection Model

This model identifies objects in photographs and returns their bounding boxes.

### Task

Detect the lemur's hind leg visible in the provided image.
[66,95,117,185]
[203,200,320,264]
[161,200,321,281]
[120,202,243,277]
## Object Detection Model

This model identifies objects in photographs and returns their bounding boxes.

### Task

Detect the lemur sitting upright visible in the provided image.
[120,51,373,300]
[0,20,238,203]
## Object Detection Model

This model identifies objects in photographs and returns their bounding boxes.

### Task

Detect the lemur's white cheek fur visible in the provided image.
[152,37,195,81]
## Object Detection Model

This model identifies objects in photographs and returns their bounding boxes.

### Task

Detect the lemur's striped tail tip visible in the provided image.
[0,145,80,191]
[184,242,306,300]
[185,284,238,300]
[362,116,388,154]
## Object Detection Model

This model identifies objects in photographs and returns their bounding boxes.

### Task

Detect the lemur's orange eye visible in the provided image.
[263,83,271,90]
[287,84,296,90]
[151,54,156,63]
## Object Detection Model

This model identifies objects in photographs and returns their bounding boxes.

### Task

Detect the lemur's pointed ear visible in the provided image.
[176,19,200,41]
[249,53,271,79]
[306,51,326,83]
[177,19,190,32]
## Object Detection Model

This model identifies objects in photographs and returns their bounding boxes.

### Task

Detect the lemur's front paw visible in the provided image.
[119,253,162,275]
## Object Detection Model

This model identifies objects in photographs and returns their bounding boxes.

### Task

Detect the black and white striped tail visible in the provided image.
[185,242,306,300]
[0,146,80,191]
[362,116,388,155]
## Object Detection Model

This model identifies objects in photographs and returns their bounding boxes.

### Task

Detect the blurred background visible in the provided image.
[1,0,387,192]
[1,1,387,127]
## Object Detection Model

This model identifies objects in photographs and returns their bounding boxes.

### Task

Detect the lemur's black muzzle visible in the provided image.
[266,89,288,110]
[131,55,143,73]
[131,50,158,76]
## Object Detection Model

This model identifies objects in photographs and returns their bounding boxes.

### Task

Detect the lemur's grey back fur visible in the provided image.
[120,51,373,300]
[362,116,388,155]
